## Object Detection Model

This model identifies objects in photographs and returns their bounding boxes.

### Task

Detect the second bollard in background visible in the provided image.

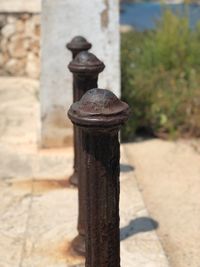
[67,36,92,59]
[68,88,130,267]
[68,53,105,255]
[66,36,92,186]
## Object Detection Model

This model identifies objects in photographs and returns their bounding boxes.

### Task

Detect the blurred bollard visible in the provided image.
[68,88,130,266]
[68,53,105,255]
[66,36,92,186]
[67,36,92,59]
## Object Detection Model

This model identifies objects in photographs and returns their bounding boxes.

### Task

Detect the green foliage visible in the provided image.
[121,9,200,141]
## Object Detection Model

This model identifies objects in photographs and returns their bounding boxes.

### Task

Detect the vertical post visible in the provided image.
[67,36,92,59]
[66,36,92,186]
[68,53,105,255]
[68,89,130,267]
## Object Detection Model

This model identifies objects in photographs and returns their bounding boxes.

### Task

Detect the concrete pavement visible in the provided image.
[125,139,200,267]
[0,77,169,267]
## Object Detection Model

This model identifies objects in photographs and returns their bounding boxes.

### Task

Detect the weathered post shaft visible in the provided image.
[67,36,92,186]
[68,88,130,266]
[73,74,98,102]
[73,74,98,251]
[68,53,105,255]
[84,131,120,267]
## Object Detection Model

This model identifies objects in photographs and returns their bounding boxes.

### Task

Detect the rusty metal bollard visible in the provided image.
[67,36,92,186]
[67,36,92,59]
[68,88,130,266]
[68,54,105,255]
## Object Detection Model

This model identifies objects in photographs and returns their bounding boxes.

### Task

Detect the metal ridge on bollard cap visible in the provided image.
[68,51,105,74]
[68,88,130,128]
[66,36,92,58]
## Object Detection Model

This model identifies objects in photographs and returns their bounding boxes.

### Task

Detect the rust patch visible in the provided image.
[28,239,84,266]
[65,241,85,265]
[101,0,109,29]
[12,178,73,194]
[43,239,84,265]
[49,239,84,265]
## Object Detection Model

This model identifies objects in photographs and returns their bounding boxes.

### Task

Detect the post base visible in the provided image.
[69,172,78,186]
[71,234,85,256]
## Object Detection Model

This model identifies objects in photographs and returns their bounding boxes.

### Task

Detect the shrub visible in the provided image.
[121,9,200,141]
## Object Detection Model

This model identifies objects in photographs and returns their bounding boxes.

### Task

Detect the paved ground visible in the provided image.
[0,77,169,267]
[125,139,200,267]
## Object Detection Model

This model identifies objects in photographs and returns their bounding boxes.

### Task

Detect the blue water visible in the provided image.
[120,3,200,31]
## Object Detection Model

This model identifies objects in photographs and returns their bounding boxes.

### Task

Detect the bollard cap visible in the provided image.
[68,51,105,75]
[66,36,92,53]
[68,88,130,129]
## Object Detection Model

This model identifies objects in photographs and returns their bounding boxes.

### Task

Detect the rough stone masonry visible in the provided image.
[0,13,40,79]
[0,0,120,148]
[0,0,41,79]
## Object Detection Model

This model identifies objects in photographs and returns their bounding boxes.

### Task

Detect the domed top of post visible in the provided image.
[68,51,105,75]
[68,88,130,129]
[66,36,92,58]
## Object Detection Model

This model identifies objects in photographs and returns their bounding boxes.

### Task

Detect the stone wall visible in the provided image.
[0,13,40,79]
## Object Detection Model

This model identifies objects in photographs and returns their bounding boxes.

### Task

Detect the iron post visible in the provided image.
[68,88,130,266]
[68,53,105,255]
[67,36,92,59]
[66,36,92,186]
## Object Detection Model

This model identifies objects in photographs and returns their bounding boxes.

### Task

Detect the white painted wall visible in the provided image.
[0,0,41,13]
[40,0,120,148]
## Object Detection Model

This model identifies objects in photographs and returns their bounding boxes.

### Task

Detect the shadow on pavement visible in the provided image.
[120,163,135,173]
[120,217,159,241]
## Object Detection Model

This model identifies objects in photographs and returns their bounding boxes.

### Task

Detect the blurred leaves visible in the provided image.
[121,9,200,141]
